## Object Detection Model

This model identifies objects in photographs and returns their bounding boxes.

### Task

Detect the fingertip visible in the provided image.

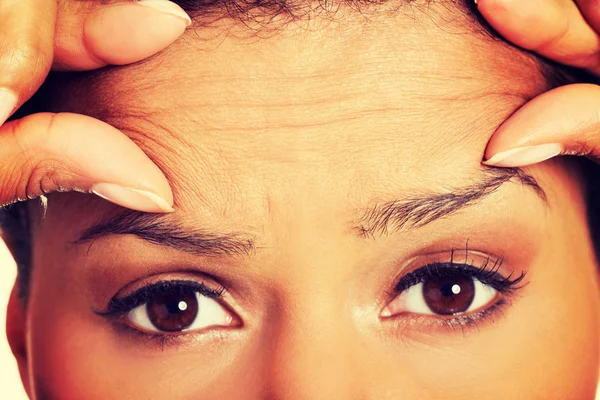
[483,143,563,168]
[81,2,190,68]
[134,0,192,26]
[0,112,175,213]
[0,89,18,126]
[91,183,175,214]
[475,0,567,50]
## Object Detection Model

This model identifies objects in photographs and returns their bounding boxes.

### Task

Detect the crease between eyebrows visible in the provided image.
[354,167,546,239]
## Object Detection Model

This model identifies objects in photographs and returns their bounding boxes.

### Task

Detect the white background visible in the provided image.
[0,240,27,399]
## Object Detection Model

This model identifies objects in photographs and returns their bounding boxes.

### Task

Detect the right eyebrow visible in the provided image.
[75,210,257,258]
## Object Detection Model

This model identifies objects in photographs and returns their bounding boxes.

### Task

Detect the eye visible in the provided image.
[128,287,233,333]
[383,275,497,317]
[382,260,524,319]
[99,280,235,334]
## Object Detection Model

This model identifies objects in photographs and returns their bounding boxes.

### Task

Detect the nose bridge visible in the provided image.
[262,284,366,400]
[257,185,370,399]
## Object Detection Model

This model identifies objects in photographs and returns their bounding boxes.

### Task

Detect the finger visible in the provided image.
[476,0,600,74]
[0,0,56,124]
[483,84,600,167]
[54,0,191,71]
[0,113,174,213]
[575,0,600,33]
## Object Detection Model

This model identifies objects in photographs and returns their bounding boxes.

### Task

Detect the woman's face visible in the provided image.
[14,8,600,399]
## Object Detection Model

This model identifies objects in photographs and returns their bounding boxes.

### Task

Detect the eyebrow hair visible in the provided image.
[76,167,544,255]
[76,210,257,257]
[353,167,546,239]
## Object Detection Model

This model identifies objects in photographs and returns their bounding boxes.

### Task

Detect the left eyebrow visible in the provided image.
[353,167,546,238]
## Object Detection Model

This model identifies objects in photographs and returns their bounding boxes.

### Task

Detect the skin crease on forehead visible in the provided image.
[16,5,600,400]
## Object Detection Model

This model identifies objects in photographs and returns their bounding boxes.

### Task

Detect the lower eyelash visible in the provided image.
[110,318,224,352]
[393,299,510,338]
[435,299,507,333]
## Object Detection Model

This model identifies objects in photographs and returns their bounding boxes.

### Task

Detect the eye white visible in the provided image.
[127,292,232,333]
[395,278,497,315]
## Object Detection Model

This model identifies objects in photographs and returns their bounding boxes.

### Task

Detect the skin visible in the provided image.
[5,7,600,400]
[0,1,190,214]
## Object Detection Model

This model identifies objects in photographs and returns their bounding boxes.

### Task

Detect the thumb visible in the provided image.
[483,84,600,167]
[54,0,192,71]
[0,113,173,213]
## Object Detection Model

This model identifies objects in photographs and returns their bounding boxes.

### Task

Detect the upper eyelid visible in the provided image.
[94,280,225,317]
[394,260,526,294]
[395,263,499,291]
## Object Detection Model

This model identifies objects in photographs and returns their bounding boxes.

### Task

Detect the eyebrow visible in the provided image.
[76,167,545,255]
[353,167,546,238]
[76,210,257,257]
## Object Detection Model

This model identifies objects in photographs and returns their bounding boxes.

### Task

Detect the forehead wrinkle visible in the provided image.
[101,87,529,148]
[97,62,540,121]
[106,115,244,214]
[97,89,529,207]
[39,7,554,216]
[75,15,548,118]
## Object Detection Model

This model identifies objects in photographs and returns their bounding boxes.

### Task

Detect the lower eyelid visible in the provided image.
[385,299,511,338]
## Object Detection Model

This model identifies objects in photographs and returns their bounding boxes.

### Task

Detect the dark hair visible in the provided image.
[1,1,600,302]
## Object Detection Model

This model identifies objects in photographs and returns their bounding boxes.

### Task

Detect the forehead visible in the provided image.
[45,10,549,225]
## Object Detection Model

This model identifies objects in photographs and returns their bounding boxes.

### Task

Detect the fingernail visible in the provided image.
[484,143,563,167]
[91,183,175,213]
[0,89,18,126]
[134,0,192,26]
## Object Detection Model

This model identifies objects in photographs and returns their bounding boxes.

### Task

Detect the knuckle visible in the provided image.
[2,157,67,205]
[27,160,63,198]
[0,160,28,206]
[1,114,67,205]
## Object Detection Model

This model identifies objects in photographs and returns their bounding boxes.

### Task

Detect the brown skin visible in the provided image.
[5,8,600,400]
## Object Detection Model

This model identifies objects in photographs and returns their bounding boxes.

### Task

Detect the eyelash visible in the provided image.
[96,280,226,318]
[392,253,526,330]
[95,280,228,349]
[97,252,524,348]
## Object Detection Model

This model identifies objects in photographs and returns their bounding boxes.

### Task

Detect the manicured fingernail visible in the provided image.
[134,0,192,26]
[0,89,18,126]
[91,183,175,213]
[484,143,563,167]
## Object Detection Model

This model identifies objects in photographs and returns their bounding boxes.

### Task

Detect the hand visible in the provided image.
[476,0,600,168]
[0,0,192,212]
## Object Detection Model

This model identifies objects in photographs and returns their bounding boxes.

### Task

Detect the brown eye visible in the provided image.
[382,273,498,318]
[146,290,199,332]
[125,284,234,334]
[422,276,475,315]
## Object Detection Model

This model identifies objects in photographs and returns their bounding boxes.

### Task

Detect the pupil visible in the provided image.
[147,290,199,332]
[422,276,475,315]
